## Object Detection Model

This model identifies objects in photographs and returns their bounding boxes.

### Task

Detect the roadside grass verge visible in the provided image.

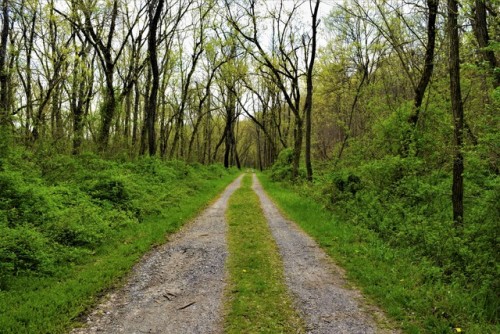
[224,174,305,333]
[0,151,238,333]
[258,173,499,334]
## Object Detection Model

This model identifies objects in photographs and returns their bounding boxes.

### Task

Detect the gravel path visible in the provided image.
[72,175,242,334]
[72,173,398,334]
[252,174,398,334]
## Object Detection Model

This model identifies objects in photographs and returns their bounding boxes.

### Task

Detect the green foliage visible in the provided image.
[270,148,294,181]
[0,225,54,276]
[89,179,129,205]
[303,50,500,330]
[270,148,305,181]
[0,148,238,333]
[311,153,499,324]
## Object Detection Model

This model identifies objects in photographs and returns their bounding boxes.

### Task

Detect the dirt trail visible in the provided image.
[72,175,242,334]
[73,173,397,334]
[252,174,398,334]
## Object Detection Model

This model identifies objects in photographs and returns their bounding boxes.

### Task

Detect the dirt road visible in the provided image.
[72,174,397,334]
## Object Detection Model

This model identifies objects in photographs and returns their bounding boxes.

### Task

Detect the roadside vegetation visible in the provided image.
[260,170,499,334]
[0,147,237,333]
[224,174,304,333]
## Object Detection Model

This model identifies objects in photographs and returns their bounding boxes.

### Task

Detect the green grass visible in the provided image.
[0,152,239,333]
[224,174,305,334]
[258,173,500,334]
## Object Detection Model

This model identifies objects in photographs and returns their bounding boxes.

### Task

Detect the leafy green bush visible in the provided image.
[0,172,50,227]
[0,225,54,276]
[89,179,129,205]
[270,148,297,181]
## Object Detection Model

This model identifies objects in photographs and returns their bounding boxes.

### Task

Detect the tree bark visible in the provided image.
[472,0,499,87]
[304,0,320,181]
[132,83,140,148]
[448,0,464,226]
[0,0,9,127]
[145,0,165,156]
[410,0,438,127]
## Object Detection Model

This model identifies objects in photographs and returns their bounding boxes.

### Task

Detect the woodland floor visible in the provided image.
[71,174,399,334]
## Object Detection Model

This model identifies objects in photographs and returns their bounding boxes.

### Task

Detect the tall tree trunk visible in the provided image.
[0,0,9,127]
[410,0,438,127]
[132,83,140,147]
[292,117,303,179]
[304,0,320,181]
[472,0,499,87]
[159,107,167,157]
[72,76,85,155]
[224,120,231,168]
[123,90,132,145]
[98,70,116,151]
[448,0,465,226]
[145,0,164,156]
[0,0,9,161]
[140,69,152,155]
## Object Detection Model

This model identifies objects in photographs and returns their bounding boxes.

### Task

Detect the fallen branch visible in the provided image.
[177,302,196,310]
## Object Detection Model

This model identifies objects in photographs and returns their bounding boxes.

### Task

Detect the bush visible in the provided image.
[270,148,294,181]
[0,172,50,227]
[0,149,236,289]
[89,179,129,205]
[296,151,499,326]
[0,225,54,276]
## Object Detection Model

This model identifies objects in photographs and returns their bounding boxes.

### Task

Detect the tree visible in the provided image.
[325,4,384,161]
[57,0,145,151]
[409,0,439,129]
[471,0,499,87]
[169,1,209,159]
[226,0,320,179]
[0,0,9,128]
[304,0,320,181]
[144,0,165,156]
[448,0,465,225]
[0,0,9,162]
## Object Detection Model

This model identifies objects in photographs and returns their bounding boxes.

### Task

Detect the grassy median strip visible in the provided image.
[224,174,304,334]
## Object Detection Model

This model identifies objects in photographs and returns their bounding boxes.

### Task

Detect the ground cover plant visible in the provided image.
[0,147,237,333]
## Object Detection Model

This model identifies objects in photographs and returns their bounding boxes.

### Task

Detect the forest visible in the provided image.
[0,0,498,332]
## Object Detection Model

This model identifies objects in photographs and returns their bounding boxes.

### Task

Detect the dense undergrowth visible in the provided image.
[0,147,237,333]
[267,94,499,333]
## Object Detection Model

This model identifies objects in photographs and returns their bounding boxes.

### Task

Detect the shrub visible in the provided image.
[0,172,49,227]
[0,225,54,276]
[89,179,129,205]
[270,148,294,181]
